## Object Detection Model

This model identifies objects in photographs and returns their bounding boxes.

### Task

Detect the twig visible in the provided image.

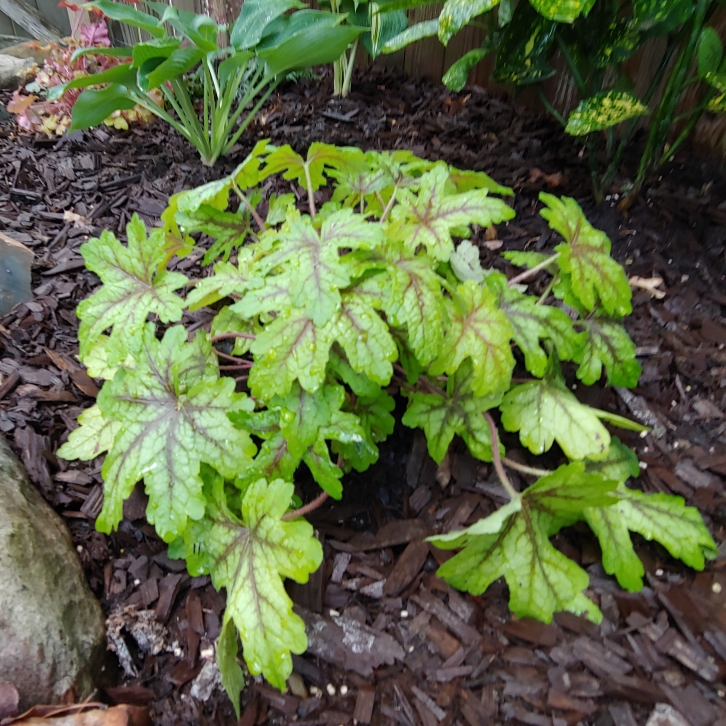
[502,457,551,479]
[232,181,267,232]
[508,255,558,286]
[213,349,249,364]
[483,412,518,501]
[282,491,330,520]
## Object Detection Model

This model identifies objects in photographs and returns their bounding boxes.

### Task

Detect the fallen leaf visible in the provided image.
[629,275,665,299]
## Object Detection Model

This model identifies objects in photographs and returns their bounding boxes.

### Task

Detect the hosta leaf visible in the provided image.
[565,91,649,136]
[438,0,501,46]
[585,486,718,592]
[176,206,252,265]
[430,280,515,397]
[500,358,610,460]
[390,165,515,261]
[77,216,187,363]
[432,463,615,622]
[529,0,596,23]
[249,309,336,398]
[488,273,581,377]
[540,193,632,316]
[96,326,256,541]
[698,27,723,78]
[58,404,121,462]
[381,244,445,365]
[575,318,641,387]
[402,359,503,464]
[188,475,322,690]
[334,294,397,386]
[230,0,306,49]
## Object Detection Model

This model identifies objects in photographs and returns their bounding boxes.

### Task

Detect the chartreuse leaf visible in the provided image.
[217,619,246,720]
[438,0,501,46]
[185,249,262,311]
[566,91,649,136]
[402,359,503,464]
[529,0,596,23]
[586,486,718,592]
[540,193,632,317]
[430,280,515,396]
[390,165,515,261]
[575,318,641,387]
[500,357,610,460]
[95,325,256,541]
[77,215,187,364]
[501,250,553,269]
[58,405,121,462]
[584,437,640,483]
[432,462,616,623]
[487,273,581,377]
[379,243,444,365]
[81,335,136,380]
[185,474,322,691]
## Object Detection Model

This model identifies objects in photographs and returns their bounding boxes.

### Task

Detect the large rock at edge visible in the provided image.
[0,435,106,710]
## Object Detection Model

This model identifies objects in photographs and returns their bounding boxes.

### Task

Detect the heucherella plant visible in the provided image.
[59,142,717,711]
[48,0,365,165]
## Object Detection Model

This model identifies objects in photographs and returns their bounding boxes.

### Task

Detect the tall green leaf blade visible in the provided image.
[500,362,610,460]
[96,326,256,541]
[575,318,641,387]
[565,91,649,136]
[190,477,323,690]
[430,280,515,397]
[540,193,632,316]
[382,18,439,53]
[76,217,187,363]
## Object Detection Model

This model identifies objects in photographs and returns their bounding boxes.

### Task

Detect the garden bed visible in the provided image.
[1,67,726,726]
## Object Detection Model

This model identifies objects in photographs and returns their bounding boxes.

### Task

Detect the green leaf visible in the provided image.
[76,216,187,364]
[430,280,515,397]
[432,463,613,623]
[217,619,245,720]
[249,309,336,398]
[131,37,180,68]
[443,46,493,91]
[705,70,726,94]
[707,93,726,112]
[382,18,439,53]
[96,326,256,541]
[70,46,133,62]
[84,0,164,37]
[500,359,610,460]
[391,164,514,262]
[438,0,501,46]
[698,28,723,78]
[189,476,322,690]
[575,318,641,387]
[185,251,262,311]
[367,5,409,57]
[565,91,649,136]
[380,244,444,365]
[632,0,692,34]
[488,273,581,377]
[583,437,640,484]
[402,359,503,464]
[58,404,121,462]
[230,0,306,49]
[334,293,397,386]
[46,59,135,100]
[267,193,296,225]
[540,193,632,317]
[450,240,485,283]
[501,250,553,268]
[70,85,139,131]
[529,0,596,23]
[139,46,205,91]
[585,486,718,592]
[177,205,253,266]
[494,1,557,85]
[448,167,513,196]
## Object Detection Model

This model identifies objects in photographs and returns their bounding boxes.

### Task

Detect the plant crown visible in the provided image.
[59,141,717,713]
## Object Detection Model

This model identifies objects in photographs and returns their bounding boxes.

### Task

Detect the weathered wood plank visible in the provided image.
[0,0,61,41]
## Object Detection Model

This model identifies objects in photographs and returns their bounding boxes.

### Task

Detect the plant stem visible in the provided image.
[536,276,557,305]
[342,38,359,97]
[379,183,399,224]
[502,457,552,478]
[483,412,518,501]
[214,349,252,364]
[210,332,256,343]
[221,80,278,158]
[538,87,566,127]
[232,181,267,232]
[508,255,558,286]
[304,163,316,218]
[282,491,330,520]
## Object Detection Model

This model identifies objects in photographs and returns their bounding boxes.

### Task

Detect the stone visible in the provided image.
[0,54,33,89]
[0,435,107,710]
[0,232,33,315]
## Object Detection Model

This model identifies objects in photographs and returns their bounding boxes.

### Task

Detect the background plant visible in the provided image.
[59,141,716,712]
[383,0,726,202]
[47,0,366,165]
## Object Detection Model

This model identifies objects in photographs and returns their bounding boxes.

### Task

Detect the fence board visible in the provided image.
[403,4,444,82]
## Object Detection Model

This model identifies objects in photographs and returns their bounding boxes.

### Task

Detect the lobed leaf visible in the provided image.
[575,317,641,387]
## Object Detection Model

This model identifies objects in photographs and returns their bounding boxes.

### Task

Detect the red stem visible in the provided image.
[211,332,256,343]
[483,412,518,500]
[281,491,330,521]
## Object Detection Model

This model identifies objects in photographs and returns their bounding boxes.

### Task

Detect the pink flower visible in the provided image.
[80,19,110,47]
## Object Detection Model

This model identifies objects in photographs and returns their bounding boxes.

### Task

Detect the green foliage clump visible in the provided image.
[60,141,716,712]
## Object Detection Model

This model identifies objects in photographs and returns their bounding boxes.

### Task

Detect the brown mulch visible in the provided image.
[1,67,726,726]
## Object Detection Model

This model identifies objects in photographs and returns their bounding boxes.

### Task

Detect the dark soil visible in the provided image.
[1,67,726,726]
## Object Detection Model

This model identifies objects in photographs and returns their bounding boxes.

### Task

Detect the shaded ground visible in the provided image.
[1,68,726,726]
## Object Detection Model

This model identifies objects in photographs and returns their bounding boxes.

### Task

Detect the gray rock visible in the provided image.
[0,54,33,89]
[0,435,106,710]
